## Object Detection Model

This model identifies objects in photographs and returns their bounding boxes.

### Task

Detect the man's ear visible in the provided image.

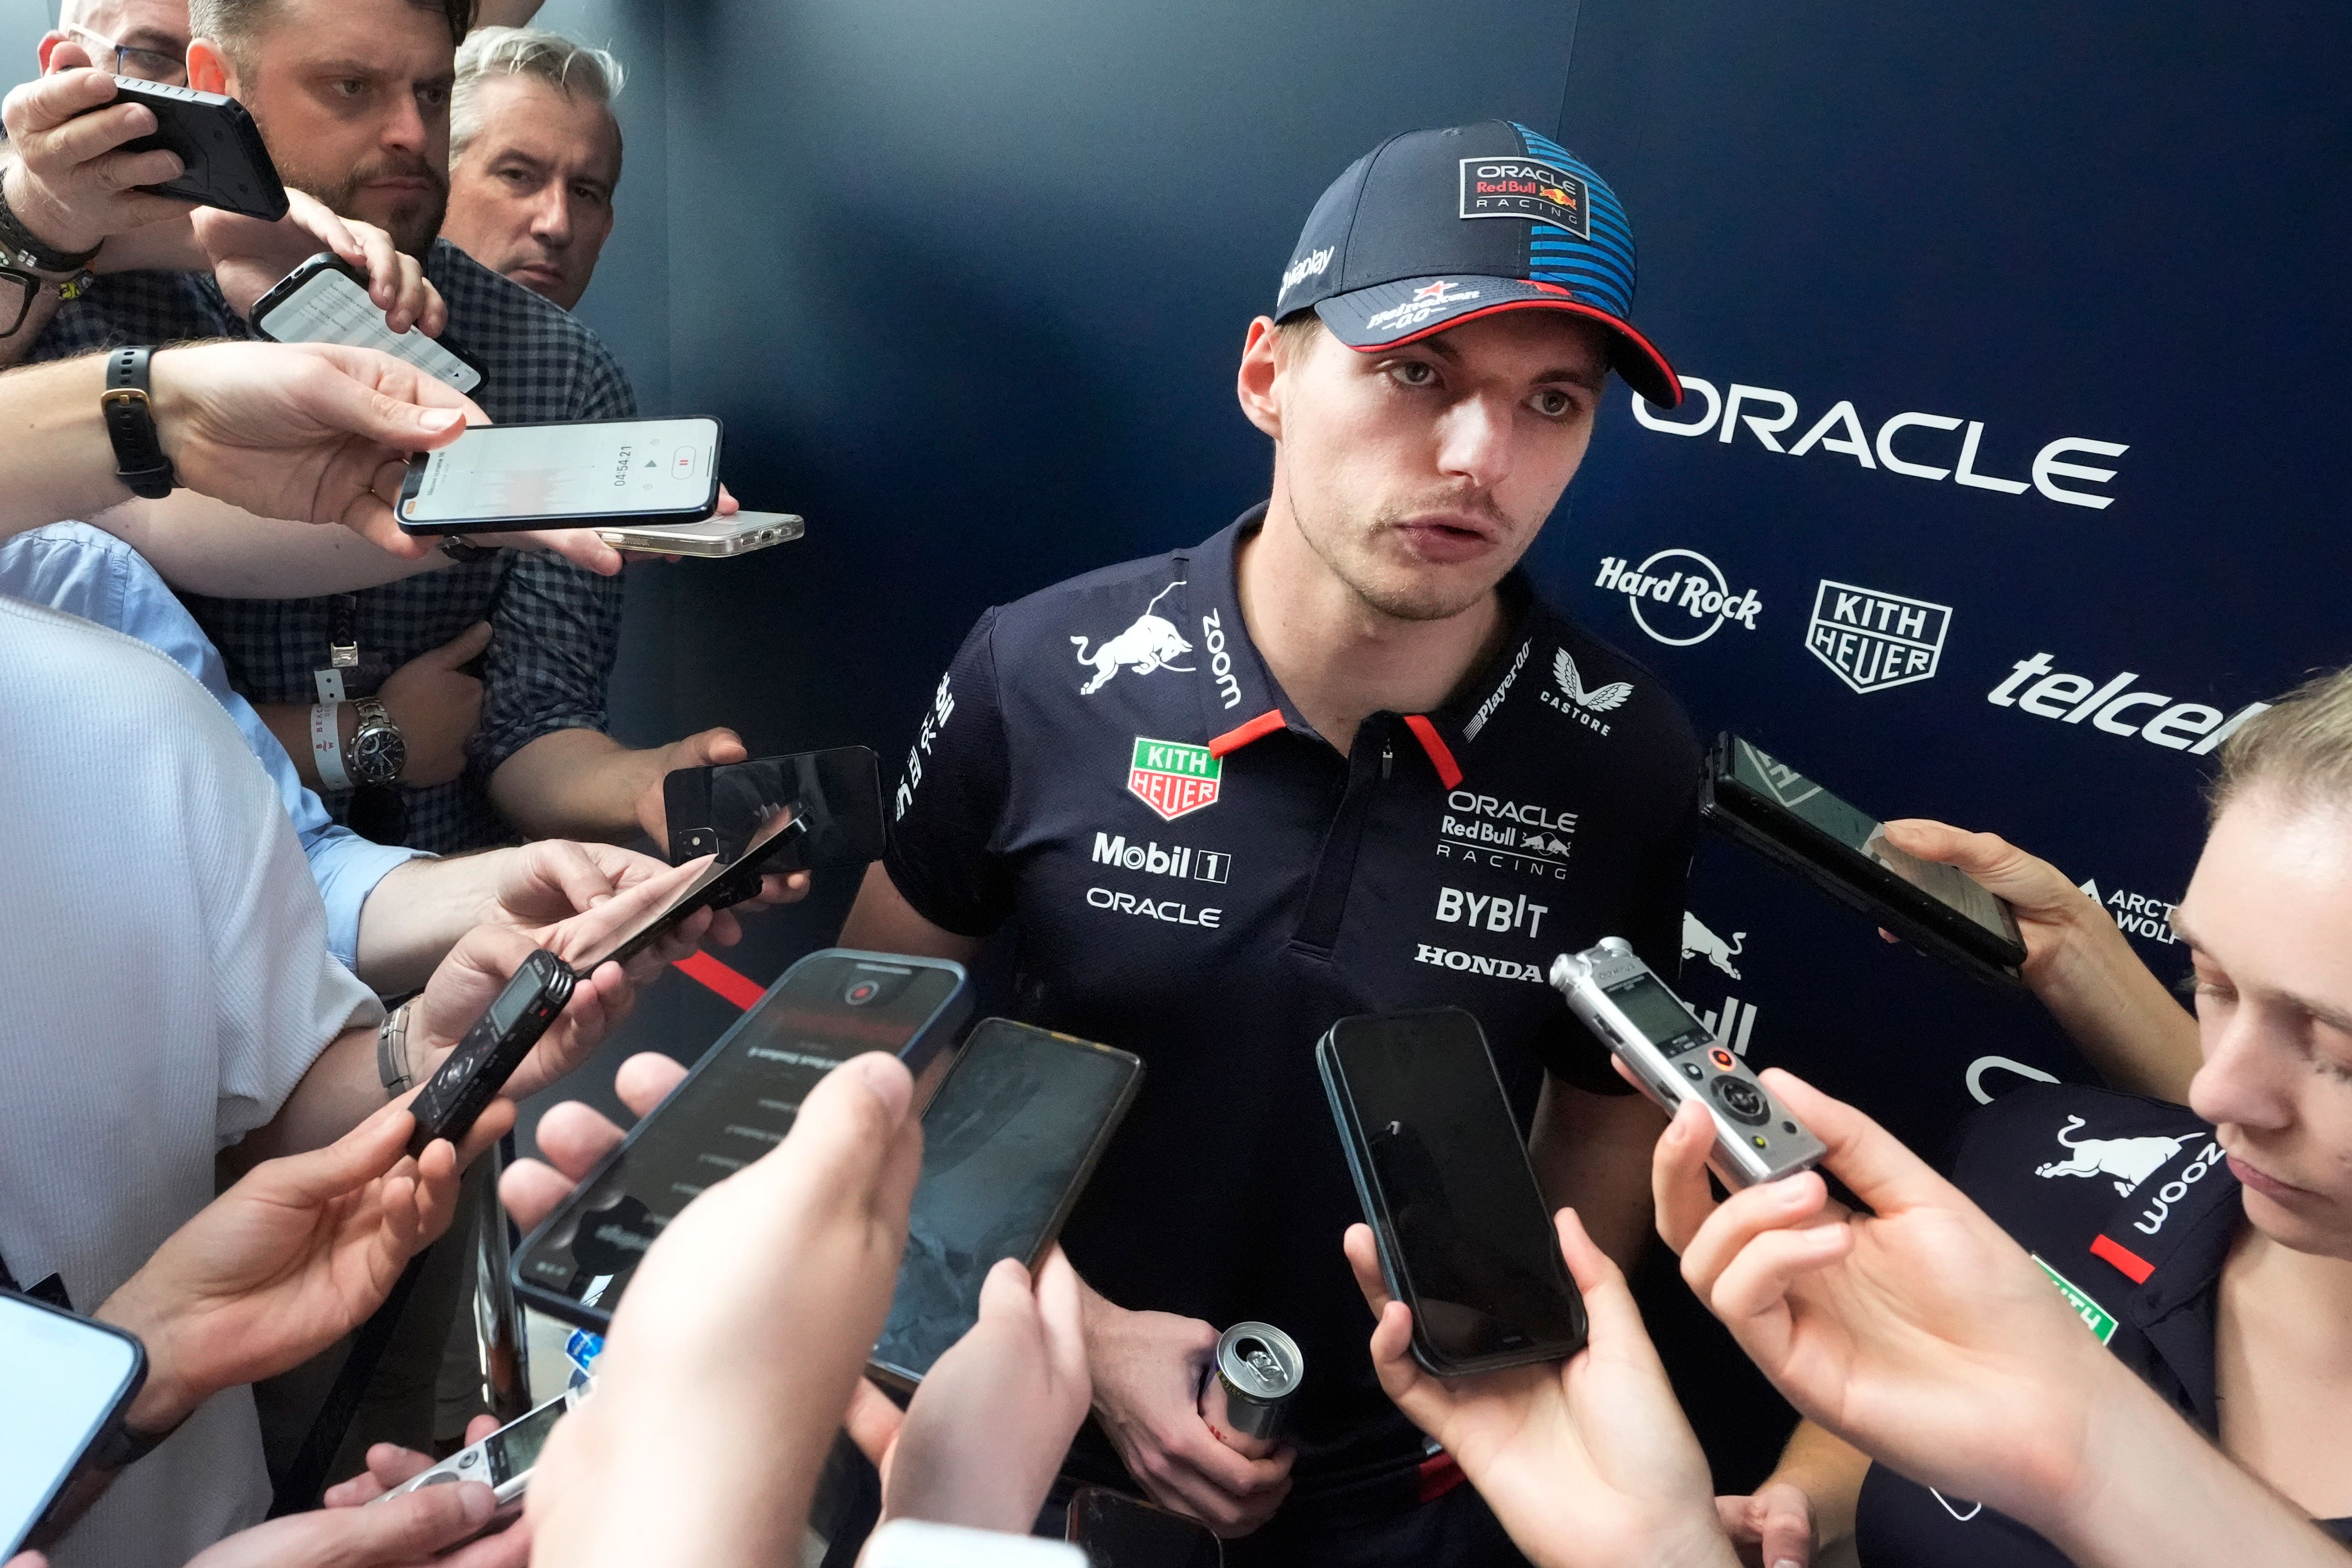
[186,38,234,96]
[1236,315,1284,442]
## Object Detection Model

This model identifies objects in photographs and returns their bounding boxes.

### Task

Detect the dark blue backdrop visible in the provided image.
[533,0,2349,1489]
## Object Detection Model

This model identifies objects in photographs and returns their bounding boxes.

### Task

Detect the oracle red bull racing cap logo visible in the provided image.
[1458,157,1589,238]
[1128,737,1221,822]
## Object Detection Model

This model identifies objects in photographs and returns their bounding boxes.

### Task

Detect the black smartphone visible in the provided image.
[867,1019,1144,1391]
[405,948,577,1156]
[662,746,886,869]
[510,950,971,1330]
[0,1292,147,1556]
[1316,1007,1587,1377]
[1700,732,2027,983]
[575,811,811,979]
[396,417,722,535]
[252,253,484,393]
[1066,1487,1221,1568]
[109,78,288,221]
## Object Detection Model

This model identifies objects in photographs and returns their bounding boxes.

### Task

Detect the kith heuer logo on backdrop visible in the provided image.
[1594,551,1761,647]
[1435,790,1576,881]
[1127,737,1220,821]
[1630,375,2128,510]
[1806,580,1951,693]
[1092,832,1231,885]
[1987,654,2268,755]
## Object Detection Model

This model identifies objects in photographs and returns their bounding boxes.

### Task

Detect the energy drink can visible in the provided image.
[1200,1321,1304,1459]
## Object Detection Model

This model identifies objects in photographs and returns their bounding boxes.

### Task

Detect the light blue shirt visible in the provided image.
[0,523,426,974]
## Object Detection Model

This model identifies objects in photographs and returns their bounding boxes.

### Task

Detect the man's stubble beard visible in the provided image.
[1282,466,1517,625]
[290,152,449,259]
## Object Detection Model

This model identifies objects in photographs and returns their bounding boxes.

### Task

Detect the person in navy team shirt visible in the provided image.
[842,121,1701,1566]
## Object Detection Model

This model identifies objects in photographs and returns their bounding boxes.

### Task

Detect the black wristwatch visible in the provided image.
[0,174,102,276]
[348,697,407,787]
[101,347,178,500]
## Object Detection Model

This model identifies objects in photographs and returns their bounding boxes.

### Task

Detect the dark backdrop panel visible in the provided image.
[550,0,2347,1498]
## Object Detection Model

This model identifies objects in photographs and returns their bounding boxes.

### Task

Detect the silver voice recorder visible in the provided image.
[1549,938,1825,1189]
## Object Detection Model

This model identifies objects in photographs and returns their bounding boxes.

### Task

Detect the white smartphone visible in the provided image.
[253,253,484,394]
[0,1293,147,1556]
[597,510,804,557]
[398,417,724,535]
[863,1520,1086,1567]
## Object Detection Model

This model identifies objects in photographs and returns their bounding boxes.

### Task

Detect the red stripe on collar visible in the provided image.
[2090,1233,2155,1284]
[1403,714,1464,790]
[1209,708,1286,757]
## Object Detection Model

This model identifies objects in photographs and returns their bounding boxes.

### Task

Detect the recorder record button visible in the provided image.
[1709,1047,1736,1070]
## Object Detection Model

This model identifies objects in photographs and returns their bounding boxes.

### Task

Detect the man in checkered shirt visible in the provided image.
[18,0,743,853]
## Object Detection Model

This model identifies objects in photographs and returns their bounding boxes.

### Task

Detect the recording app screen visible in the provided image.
[518,955,960,1312]
[873,1022,1139,1381]
[263,268,480,391]
[1732,739,2015,941]
[1346,1014,1584,1363]
[1602,973,1711,1057]
[485,1400,564,1483]
[0,1297,140,1546]
[402,418,717,524]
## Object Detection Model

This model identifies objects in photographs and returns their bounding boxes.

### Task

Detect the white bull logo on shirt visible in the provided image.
[1072,582,1194,695]
[2034,1115,2192,1196]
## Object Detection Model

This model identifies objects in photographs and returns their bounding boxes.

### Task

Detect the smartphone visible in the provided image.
[578,811,813,978]
[0,1293,146,1556]
[662,745,884,868]
[405,948,577,1156]
[1317,1008,1587,1377]
[1066,1487,1222,1568]
[867,1019,1144,1390]
[510,950,972,1330]
[374,1382,586,1532]
[396,417,723,535]
[1701,733,2027,983]
[109,78,288,221]
[1551,939,1825,1189]
[253,253,484,394]
[598,511,803,557]
[867,1520,1086,1568]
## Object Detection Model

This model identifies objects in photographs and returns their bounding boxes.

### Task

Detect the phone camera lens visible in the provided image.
[844,980,880,1005]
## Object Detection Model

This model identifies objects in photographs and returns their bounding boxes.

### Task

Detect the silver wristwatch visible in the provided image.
[348,697,407,787]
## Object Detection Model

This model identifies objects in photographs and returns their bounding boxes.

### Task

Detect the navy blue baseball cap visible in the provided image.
[1274,120,1681,408]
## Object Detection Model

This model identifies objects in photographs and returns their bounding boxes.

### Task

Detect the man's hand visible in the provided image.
[527,1053,924,1568]
[1714,1483,1815,1568]
[1876,819,2097,978]
[95,1096,497,1435]
[1345,1216,1735,1568]
[409,862,712,1107]
[630,725,748,845]
[1081,1289,1293,1536]
[198,192,446,336]
[498,1051,687,1231]
[324,1416,502,1506]
[146,341,479,553]
[1655,1083,2115,1526]
[182,1483,527,1568]
[846,1250,1092,1535]
[378,622,490,787]
[0,55,192,257]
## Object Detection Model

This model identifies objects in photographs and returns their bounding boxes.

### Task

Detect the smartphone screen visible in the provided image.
[1725,737,2020,946]
[1327,1009,1585,1370]
[0,1295,144,1554]
[258,261,482,393]
[399,418,721,529]
[869,1020,1143,1386]
[513,953,967,1324]
[706,747,884,868]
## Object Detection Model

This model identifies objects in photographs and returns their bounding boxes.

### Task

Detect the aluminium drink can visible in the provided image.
[1200,1321,1304,1459]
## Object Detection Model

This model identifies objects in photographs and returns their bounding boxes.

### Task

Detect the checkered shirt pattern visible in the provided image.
[32,240,636,852]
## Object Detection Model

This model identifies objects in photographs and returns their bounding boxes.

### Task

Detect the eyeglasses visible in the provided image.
[61,23,187,85]
[0,267,33,338]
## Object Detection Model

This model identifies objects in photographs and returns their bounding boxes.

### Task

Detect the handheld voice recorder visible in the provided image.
[1549,939,1825,1189]
[374,1382,588,1533]
[404,947,576,1157]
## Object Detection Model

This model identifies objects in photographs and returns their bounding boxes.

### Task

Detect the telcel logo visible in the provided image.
[1633,377,2127,510]
[1986,654,2267,754]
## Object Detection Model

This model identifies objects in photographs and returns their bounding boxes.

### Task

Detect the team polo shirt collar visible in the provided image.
[2094,1133,2241,1431]
[1190,505,1538,792]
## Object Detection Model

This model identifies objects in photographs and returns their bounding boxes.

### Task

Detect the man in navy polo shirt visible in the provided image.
[843,121,1699,1566]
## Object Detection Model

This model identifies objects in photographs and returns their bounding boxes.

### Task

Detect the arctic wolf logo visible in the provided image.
[2035,1116,2197,1196]
[1682,912,1745,979]
[1071,582,1193,695]
[1554,650,1633,712]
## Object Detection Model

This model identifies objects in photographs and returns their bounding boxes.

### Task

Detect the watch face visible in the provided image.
[351,721,407,787]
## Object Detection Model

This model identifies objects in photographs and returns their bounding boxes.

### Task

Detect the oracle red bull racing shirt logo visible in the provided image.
[1128,737,1221,822]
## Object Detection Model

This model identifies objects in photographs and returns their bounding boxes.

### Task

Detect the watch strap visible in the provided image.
[0,177,102,275]
[440,534,496,563]
[377,1001,416,1096]
[311,702,351,791]
[101,347,177,500]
